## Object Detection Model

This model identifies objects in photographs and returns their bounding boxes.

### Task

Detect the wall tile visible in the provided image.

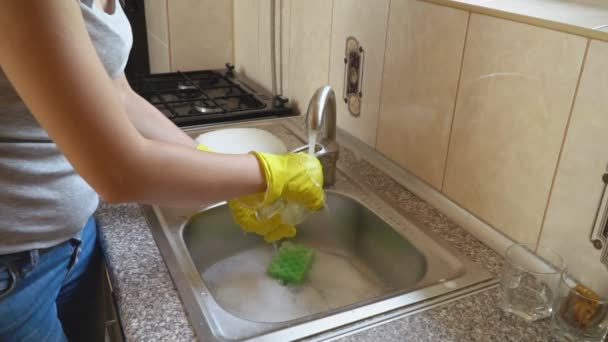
[147,33,171,74]
[256,0,274,92]
[540,40,608,290]
[328,0,390,147]
[168,0,234,71]
[278,0,291,98]
[443,14,587,243]
[477,0,608,30]
[376,0,468,189]
[284,0,333,113]
[144,0,169,44]
[144,0,170,73]
[233,0,280,93]
[234,0,261,84]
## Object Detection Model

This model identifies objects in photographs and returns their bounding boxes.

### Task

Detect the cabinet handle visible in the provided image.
[590,170,608,269]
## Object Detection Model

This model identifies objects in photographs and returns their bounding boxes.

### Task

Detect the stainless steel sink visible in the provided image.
[144,121,494,341]
[184,191,429,325]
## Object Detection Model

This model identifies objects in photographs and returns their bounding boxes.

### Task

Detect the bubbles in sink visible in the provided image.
[201,244,384,323]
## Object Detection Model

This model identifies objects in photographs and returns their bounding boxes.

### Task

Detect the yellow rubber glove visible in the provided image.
[195,143,323,242]
[235,152,324,210]
[228,201,297,242]
[195,143,213,152]
[229,152,324,242]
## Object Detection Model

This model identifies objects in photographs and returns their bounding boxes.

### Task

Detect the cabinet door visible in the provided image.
[328,0,391,147]
[540,40,608,290]
[376,0,468,190]
[100,263,124,342]
[443,14,586,243]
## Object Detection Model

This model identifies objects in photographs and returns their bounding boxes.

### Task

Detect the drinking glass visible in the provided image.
[500,243,564,321]
[551,272,608,341]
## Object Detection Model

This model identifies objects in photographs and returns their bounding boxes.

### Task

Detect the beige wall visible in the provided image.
[170,0,608,283]
[144,0,234,73]
[144,0,170,73]
[328,0,391,147]
[443,14,586,243]
[284,0,333,113]
[233,0,273,92]
[377,0,468,190]
[386,4,604,284]
[539,39,608,291]
[233,0,333,109]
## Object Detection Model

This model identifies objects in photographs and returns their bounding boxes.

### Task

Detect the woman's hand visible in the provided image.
[235,152,324,210]
[228,152,324,242]
[228,201,297,242]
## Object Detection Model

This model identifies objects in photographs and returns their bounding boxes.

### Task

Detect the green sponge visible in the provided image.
[267,242,314,284]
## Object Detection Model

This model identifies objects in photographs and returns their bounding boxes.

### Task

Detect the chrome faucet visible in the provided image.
[294,85,340,186]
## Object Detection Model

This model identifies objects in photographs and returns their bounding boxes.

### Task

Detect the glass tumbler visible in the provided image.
[500,243,564,321]
[551,272,608,341]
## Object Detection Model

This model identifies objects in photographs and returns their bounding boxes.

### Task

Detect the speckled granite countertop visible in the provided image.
[95,119,558,342]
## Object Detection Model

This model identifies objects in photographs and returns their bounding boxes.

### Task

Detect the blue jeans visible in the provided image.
[0,217,101,342]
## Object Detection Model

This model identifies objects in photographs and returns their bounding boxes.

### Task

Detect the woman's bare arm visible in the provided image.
[0,1,264,207]
[112,74,196,148]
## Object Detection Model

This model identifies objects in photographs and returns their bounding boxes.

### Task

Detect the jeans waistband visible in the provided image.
[0,217,92,269]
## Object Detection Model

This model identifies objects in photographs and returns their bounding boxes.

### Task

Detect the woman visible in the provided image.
[0,1,323,341]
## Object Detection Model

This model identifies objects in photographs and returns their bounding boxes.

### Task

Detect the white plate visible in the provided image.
[195,128,288,154]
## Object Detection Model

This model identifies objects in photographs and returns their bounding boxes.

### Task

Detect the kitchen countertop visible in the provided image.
[95,119,559,342]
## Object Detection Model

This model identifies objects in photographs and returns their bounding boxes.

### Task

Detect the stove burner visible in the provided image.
[174,82,202,99]
[177,82,197,91]
[130,68,293,127]
[176,90,202,100]
[193,100,222,114]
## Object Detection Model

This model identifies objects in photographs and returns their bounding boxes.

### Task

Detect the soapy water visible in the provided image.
[201,245,384,323]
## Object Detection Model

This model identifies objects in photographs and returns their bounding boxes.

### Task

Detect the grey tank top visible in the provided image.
[0,0,133,254]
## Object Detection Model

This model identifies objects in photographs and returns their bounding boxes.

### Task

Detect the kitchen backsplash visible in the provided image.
[145,0,608,286]
[377,0,468,190]
[328,0,391,147]
[144,0,233,73]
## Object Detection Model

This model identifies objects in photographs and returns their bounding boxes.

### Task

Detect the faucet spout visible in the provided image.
[306,86,337,143]
[299,85,340,187]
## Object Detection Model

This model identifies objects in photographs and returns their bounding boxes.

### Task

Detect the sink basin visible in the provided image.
[144,121,494,341]
[184,192,428,324]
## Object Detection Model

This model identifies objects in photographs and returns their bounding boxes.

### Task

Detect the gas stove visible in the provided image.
[129,64,293,127]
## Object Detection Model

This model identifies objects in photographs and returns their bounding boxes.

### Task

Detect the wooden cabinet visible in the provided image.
[99,262,124,342]
[328,0,391,147]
